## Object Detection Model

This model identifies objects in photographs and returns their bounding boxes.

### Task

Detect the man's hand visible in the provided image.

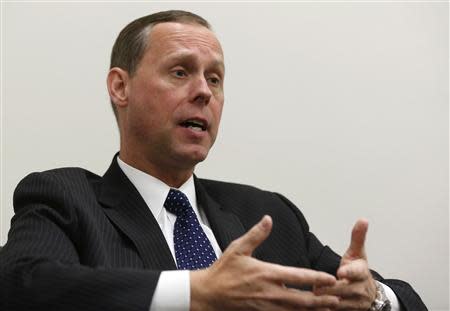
[315,219,377,310]
[190,215,340,311]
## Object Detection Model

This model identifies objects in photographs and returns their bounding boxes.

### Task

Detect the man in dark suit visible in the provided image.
[0,10,426,311]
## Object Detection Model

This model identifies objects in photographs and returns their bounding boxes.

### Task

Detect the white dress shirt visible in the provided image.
[117,157,401,311]
[117,157,222,310]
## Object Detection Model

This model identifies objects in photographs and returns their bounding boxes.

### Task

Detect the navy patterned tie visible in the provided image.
[164,188,217,270]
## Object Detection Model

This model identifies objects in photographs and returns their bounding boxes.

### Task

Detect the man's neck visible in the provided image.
[118,152,194,188]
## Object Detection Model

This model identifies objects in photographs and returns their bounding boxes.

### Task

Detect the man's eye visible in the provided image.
[208,77,220,85]
[173,70,187,77]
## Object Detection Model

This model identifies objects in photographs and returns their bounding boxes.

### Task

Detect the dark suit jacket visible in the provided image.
[0,156,427,310]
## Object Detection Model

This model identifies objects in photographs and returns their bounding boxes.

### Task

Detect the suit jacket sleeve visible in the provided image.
[0,171,159,311]
[275,193,428,311]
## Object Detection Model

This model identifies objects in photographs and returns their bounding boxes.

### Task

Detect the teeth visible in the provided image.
[188,126,203,132]
[182,119,206,131]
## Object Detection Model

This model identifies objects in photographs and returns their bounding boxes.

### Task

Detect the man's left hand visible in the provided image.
[314,219,378,310]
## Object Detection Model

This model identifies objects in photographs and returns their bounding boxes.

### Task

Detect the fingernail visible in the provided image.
[261,215,271,229]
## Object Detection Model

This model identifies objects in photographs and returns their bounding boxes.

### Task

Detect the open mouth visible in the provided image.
[180,119,207,132]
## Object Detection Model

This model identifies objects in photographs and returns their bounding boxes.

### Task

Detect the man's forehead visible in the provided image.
[147,22,223,56]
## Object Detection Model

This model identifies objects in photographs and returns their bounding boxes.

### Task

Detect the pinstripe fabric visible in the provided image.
[0,155,427,310]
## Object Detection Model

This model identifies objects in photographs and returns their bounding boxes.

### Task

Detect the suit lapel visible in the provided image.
[98,156,244,268]
[98,156,176,270]
[194,177,246,252]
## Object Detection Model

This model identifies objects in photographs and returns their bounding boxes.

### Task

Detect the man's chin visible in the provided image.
[186,150,209,165]
[174,146,210,167]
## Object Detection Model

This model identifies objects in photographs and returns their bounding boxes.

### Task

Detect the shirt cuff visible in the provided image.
[149,270,190,311]
[377,281,402,311]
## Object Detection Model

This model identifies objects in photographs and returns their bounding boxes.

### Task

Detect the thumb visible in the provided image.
[229,215,273,256]
[343,219,368,262]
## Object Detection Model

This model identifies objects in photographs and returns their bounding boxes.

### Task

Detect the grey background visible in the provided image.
[1,2,448,310]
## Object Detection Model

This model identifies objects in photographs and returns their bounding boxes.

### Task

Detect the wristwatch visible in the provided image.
[369,282,392,311]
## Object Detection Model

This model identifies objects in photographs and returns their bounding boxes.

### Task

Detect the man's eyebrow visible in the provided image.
[211,60,225,73]
[164,52,225,73]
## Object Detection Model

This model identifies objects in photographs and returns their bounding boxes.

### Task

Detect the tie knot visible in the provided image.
[164,188,191,217]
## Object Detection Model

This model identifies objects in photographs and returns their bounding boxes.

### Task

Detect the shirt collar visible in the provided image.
[117,156,197,220]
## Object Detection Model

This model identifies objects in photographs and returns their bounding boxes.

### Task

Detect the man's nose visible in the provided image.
[191,76,212,105]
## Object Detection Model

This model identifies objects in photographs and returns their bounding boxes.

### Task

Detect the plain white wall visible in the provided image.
[2,2,448,310]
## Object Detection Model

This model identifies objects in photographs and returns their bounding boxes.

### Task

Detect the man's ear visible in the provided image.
[107,67,130,109]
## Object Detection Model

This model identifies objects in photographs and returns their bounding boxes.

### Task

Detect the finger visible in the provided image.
[337,259,370,281]
[316,279,374,310]
[228,215,273,256]
[262,262,337,287]
[314,279,349,296]
[274,287,340,309]
[315,278,369,298]
[346,219,368,260]
[334,296,372,310]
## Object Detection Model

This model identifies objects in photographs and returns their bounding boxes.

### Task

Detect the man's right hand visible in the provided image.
[190,215,340,311]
